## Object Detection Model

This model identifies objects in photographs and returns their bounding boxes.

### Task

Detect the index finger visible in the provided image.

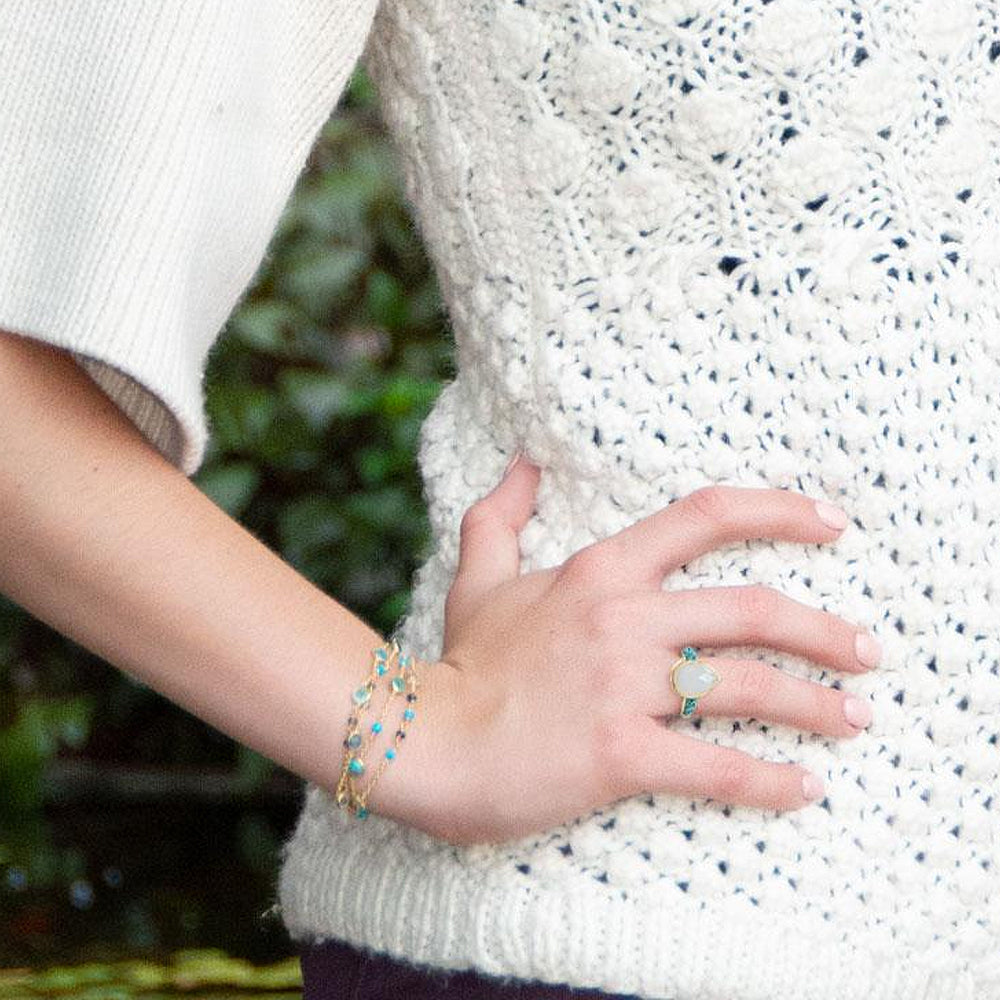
[573,485,849,591]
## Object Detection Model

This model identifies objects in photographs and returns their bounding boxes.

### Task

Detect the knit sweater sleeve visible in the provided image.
[0,1,378,476]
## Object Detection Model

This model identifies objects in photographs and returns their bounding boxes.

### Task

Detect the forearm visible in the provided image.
[0,328,389,794]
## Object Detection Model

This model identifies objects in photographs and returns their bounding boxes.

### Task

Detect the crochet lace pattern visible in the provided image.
[278,2,1000,997]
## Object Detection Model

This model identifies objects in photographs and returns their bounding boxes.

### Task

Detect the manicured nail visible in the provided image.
[814,500,849,531]
[503,452,521,476]
[843,695,872,729]
[802,772,825,801]
[855,632,882,669]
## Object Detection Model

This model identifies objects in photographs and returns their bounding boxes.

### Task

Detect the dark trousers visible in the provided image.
[299,937,644,1000]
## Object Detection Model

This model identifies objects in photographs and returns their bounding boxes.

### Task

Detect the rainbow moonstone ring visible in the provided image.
[669,646,720,718]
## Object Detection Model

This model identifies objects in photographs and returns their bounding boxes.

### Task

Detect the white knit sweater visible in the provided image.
[2,3,998,998]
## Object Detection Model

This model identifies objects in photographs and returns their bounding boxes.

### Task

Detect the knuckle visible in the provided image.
[685,484,735,530]
[459,499,493,538]
[583,595,631,646]
[559,543,609,586]
[733,583,779,630]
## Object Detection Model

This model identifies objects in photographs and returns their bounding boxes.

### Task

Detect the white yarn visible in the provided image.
[278,1,1000,997]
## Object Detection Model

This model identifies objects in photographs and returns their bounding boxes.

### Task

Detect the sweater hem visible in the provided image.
[276,786,990,1000]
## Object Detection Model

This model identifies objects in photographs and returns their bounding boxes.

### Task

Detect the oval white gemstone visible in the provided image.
[673,662,718,698]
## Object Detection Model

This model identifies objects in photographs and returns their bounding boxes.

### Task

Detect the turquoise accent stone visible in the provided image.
[371,721,382,734]
[672,661,718,699]
[356,807,369,819]
[385,748,396,760]
[376,664,387,675]
[347,733,362,749]
[352,686,372,706]
[375,647,387,659]
[682,646,698,661]
[391,675,406,693]
[400,654,412,668]
[348,756,364,775]
[403,709,415,721]
[681,697,698,717]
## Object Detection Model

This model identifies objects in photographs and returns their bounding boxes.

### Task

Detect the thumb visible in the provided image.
[448,453,541,617]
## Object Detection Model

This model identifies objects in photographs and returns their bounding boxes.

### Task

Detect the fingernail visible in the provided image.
[503,452,521,476]
[855,632,882,669]
[802,772,825,801]
[843,695,872,729]
[814,500,849,531]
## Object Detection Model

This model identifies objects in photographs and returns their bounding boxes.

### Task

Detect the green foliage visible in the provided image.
[0,62,454,918]
[0,948,301,998]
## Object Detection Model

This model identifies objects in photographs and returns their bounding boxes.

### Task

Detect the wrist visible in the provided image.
[346,651,482,842]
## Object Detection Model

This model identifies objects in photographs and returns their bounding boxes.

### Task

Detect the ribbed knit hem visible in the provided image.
[277,787,991,1000]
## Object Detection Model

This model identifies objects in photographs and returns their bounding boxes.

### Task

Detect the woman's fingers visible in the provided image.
[617,718,824,812]
[614,583,880,675]
[568,484,849,592]
[635,654,873,738]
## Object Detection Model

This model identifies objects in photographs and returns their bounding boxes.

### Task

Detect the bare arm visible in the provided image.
[0,327,457,806]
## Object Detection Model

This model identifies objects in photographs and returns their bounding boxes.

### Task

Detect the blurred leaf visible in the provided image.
[346,63,377,107]
[0,697,95,815]
[276,245,368,319]
[277,495,347,564]
[277,370,352,431]
[0,950,302,995]
[357,445,408,486]
[381,373,441,416]
[195,462,260,518]
[228,300,299,356]
[342,487,414,529]
[292,172,381,246]
[366,270,407,330]
[206,385,278,451]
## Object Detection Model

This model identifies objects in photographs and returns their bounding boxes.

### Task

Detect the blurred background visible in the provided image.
[1,63,452,997]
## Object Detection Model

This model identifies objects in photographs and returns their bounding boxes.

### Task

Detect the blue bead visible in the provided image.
[371,721,382,734]
[348,756,364,775]
[375,647,387,659]
[400,654,412,668]
[403,709,415,721]
[356,807,369,819]
[376,664,387,675]
[682,646,697,660]
[385,748,396,760]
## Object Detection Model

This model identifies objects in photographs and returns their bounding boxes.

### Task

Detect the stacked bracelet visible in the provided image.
[334,636,425,819]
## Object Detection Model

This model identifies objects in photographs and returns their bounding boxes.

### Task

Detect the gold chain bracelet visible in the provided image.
[334,637,425,819]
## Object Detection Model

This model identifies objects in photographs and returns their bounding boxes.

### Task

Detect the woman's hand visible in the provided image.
[382,455,880,846]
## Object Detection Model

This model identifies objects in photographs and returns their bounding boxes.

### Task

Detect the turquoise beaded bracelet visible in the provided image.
[334,637,424,819]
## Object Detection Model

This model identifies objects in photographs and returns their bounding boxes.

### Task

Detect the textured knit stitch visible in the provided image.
[277,2,1000,998]
[2,1,998,998]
